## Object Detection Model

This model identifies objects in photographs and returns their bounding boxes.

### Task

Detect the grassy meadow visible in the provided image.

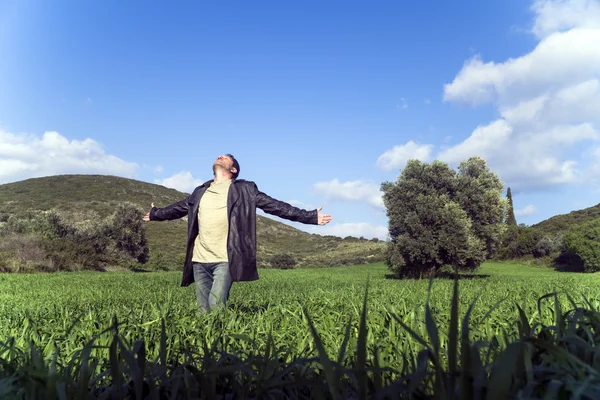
[2,262,600,398]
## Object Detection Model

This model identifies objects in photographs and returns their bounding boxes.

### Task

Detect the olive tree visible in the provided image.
[455,157,507,258]
[382,157,506,278]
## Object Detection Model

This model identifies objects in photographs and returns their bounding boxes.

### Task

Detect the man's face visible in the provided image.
[213,154,236,174]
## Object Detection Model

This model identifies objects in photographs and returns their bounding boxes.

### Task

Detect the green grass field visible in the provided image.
[2,262,600,398]
[1,262,598,362]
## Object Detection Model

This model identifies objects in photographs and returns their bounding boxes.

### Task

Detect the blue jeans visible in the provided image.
[192,262,233,312]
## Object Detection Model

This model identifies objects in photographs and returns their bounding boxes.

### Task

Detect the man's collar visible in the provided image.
[200,177,241,188]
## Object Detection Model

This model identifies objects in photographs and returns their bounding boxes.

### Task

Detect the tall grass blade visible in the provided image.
[447,270,459,400]
[486,342,521,400]
[537,293,556,320]
[303,307,339,399]
[356,278,370,400]
[159,318,167,367]
[337,316,353,365]
[515,304,530,338]
[386,311,430,349]
[554,293,564,339]
[109,316,123,399]
[77,338,95,400]
[424,278,446,399]
[425,278,440,356]
[459,287,484,400]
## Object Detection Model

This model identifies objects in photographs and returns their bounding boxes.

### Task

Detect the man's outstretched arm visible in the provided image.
[143,198,190,222]
[254,184,332,226]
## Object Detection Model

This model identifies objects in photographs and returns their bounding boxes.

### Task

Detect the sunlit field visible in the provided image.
[1,263,599,398]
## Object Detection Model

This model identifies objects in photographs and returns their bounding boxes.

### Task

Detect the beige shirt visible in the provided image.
[192,179,232,263]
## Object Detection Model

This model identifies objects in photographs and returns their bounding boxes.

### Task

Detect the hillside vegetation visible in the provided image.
[531,203,600,234]
[494,196,600,271]
[0,175,385,269]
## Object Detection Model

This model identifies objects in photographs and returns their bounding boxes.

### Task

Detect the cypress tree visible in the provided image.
[506,187,517,226]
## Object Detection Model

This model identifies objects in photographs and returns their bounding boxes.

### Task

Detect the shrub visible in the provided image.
[563,218,600,272]
[105,202,150,264]
[270,253,296,269]
[515,227,542,257]
[0,210,76,239]
[0,251,11,272]
[0,215,29,236]
[498,226,547,259]
[0,234,47,272]
[498,225,520,259]
[533,234,563,258]
[36,210,76,239]
[353,256,366,265]
[0,204,149,272]
[43,237,103,271]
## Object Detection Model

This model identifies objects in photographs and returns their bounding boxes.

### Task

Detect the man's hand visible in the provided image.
[317,206,332,226]
[142,202,155,222]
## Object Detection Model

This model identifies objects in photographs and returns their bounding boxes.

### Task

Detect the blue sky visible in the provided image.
[1,0,600,239]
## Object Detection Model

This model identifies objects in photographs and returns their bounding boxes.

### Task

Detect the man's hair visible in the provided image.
[227,154,240,179]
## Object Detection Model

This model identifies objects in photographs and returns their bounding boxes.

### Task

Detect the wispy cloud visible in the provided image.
[307,222,388,240]
[515,204,536,217]
[313,179,384,209]
[154,171,203,193]
[287,199,316,210]
[376,141,434,171]
[397,98,408,109]
[0,130,138,184]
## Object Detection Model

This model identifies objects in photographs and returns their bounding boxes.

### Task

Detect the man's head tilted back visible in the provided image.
[213,154,240,179]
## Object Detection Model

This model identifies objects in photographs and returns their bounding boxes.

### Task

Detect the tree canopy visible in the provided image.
[382,157,506,278]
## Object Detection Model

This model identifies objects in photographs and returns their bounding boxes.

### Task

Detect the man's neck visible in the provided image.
[213,170,233,182]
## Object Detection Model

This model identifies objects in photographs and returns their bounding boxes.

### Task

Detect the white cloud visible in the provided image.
[531,0,600,39]
[439,0,600,192]
[287,199,316,209]
[443,31,600,106]
[313,179,384,209]
[397,98,408,109]
[0,130,138,184]
[424,98,431,105]
[154,171,203,193]
[499,80,600,127]
[308,222,388,240]
[515,204,537,217]
[438,120,512,164]
[154,165,164,174]
[376,141,434,171]
[584,146,600,183]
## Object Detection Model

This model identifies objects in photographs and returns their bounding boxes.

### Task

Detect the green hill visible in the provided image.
[0,175,385,268]
[531,204,600,235]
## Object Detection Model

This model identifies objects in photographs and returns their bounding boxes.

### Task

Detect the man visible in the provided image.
[143,154,332,312]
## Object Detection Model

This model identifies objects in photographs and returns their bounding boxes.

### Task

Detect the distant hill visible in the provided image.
[0,175,385,267]
[531,203,600,235]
